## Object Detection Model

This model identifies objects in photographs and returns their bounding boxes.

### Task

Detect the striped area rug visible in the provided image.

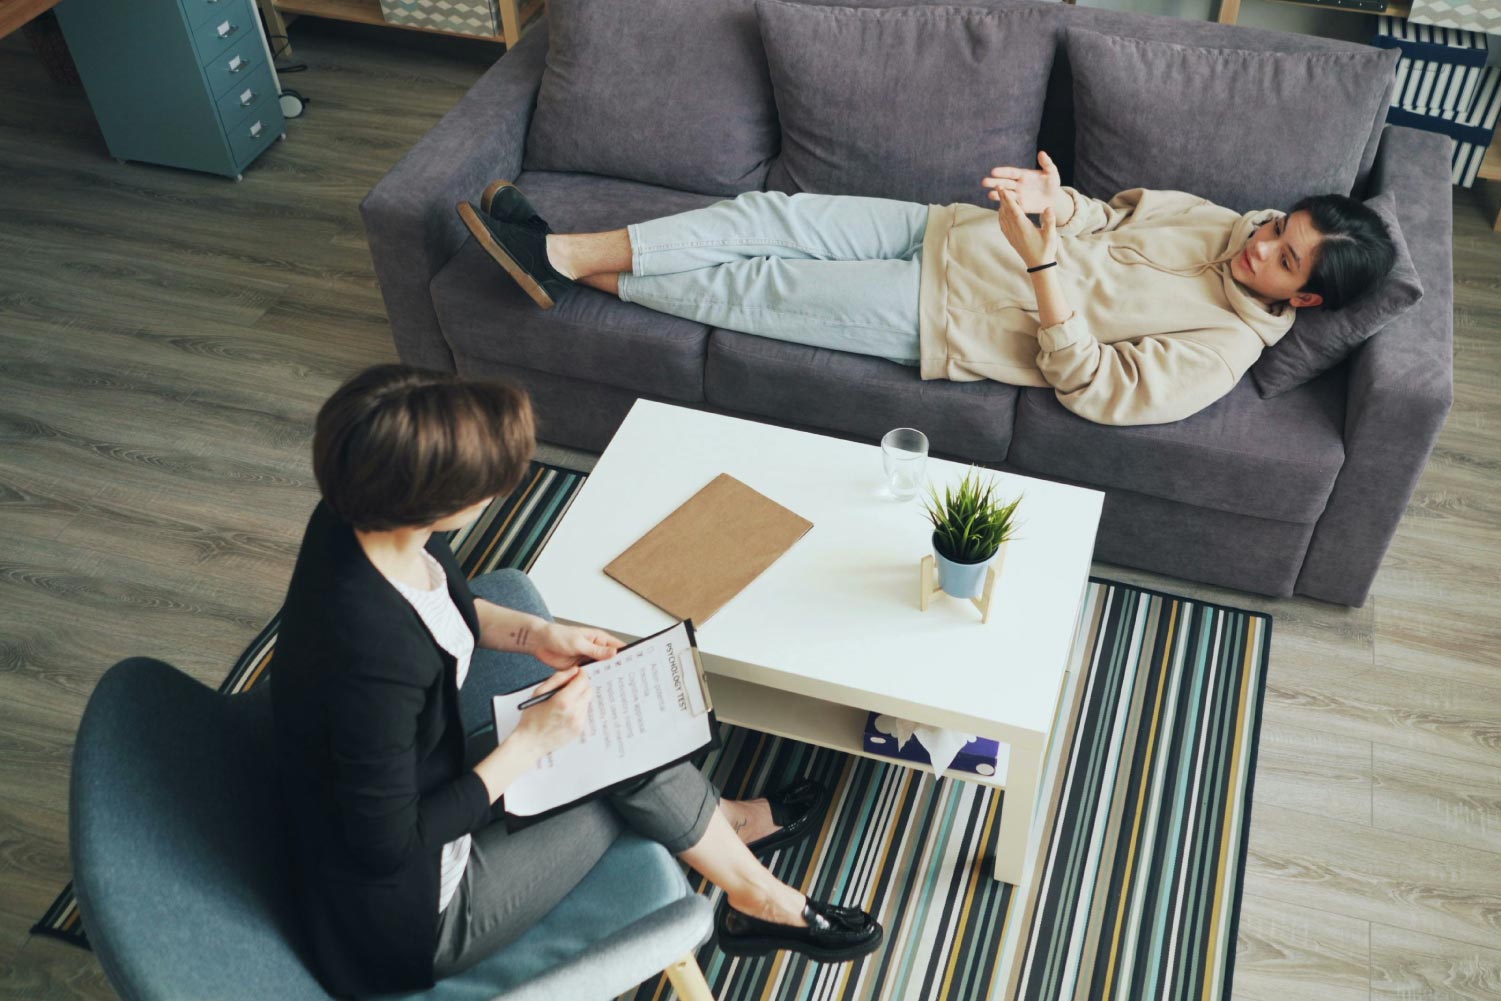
[34,462,1272,1001]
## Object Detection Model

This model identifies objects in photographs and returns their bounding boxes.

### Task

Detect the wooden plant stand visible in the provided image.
[920,556,999,623]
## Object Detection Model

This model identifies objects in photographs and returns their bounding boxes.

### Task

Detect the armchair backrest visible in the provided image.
[69,658,331,1001]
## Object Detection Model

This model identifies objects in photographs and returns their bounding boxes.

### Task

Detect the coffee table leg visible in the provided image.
[993,736,1043,884]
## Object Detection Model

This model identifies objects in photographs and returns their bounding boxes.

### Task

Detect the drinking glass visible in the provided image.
[881,428,928,501]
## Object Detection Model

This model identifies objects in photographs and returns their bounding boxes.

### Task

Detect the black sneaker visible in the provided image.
[456,201,574,310]
[480,179,546,229]
[717,898,883,963]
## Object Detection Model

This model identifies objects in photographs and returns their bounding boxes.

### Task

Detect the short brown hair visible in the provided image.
[312,365,535,531]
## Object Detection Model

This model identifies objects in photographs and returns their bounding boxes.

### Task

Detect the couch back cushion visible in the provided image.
[1064,28,1399,213]
[759,0,1062,206]
[1251,190,1423,398]
[524,0,778,196]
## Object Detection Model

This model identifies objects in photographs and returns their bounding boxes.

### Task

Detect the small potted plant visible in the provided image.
[922,468,1022,600]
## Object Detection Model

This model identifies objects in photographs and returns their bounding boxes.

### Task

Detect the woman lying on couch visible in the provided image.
[455,151,1395,427]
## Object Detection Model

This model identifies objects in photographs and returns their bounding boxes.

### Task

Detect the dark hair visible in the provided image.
[313,364,535,531]
[1288,194,1396,310]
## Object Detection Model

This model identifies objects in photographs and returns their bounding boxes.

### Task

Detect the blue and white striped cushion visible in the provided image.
[1372,14,1490,67]
[1392,56,1484,113]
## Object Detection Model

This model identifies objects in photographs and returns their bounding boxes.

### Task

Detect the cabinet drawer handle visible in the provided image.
[239,88,256,107]
[249,120,264,139]
[216,21,238,39]
[227,54,246,73]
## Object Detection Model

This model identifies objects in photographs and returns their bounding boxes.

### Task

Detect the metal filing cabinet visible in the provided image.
[54,0,285,180]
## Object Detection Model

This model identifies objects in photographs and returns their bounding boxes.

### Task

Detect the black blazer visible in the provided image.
[272,502,490,997]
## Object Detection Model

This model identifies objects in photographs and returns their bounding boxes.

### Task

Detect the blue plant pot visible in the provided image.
[932,534,997,600]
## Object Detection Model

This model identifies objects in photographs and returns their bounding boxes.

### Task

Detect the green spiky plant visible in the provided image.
[922,468,1022,564]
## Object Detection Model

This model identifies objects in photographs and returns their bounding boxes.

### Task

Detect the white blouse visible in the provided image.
[389,550,476,913]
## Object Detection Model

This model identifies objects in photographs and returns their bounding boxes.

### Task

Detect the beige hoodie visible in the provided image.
[917,187,1295,426]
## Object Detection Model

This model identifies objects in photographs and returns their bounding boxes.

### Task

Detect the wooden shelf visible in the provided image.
[1264,0,1409,15]
[272,0,544,45]
[1480,133,1501,184]
[1218,0,1408,24]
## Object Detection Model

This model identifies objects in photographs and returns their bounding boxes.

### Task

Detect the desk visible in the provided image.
[0,0,60,39]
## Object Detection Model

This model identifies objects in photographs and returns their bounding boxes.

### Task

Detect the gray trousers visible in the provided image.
[433,570,719,979]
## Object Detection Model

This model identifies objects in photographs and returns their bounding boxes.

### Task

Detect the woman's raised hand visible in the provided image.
[996,188,1057,271]
[514,667,594,757]
[982,150,1061,215]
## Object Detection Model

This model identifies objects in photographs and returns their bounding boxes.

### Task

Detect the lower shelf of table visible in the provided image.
[708,674,1012,789]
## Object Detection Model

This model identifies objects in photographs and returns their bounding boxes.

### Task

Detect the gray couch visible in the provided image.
[362,0,1454,607]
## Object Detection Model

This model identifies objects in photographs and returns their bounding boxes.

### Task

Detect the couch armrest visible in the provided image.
[1295,125,1455,606]
[359,21,551,370]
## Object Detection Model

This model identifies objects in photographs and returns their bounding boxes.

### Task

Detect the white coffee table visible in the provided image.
[529,401,1103,885]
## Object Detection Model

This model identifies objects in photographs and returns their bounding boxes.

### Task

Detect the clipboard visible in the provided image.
[604,474,813,625]
[490,620,719,829]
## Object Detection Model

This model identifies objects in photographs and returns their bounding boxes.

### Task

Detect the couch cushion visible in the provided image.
[1251,190,1424,398]
[523,0,777,196]
[431,172,725,400]
[1065,28,1399,214]
[1008,371,1346,523]
[705,329,1018,460]
[759,0,1061,207]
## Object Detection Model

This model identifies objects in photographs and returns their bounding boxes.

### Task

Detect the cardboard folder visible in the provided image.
[604,473,813,625]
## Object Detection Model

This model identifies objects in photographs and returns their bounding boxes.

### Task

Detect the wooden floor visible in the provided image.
[1,18,1499,1001]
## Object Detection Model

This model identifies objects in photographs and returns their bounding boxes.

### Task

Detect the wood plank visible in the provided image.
[1261,654,1501,769]
[0,798,77,926]
[1253,721,1373,826]
[1234,894,1370,1001]
[1372,922,1501,1001]
[1372,743,1501,857]
[0,933,113,1001]
[1244,803,1501,952]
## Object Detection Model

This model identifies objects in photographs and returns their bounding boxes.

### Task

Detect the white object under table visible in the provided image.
[529,401,1103,885]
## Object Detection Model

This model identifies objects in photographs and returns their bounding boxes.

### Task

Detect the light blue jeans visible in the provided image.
[617,191,928,366]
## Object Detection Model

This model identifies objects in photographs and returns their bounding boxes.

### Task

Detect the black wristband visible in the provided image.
[1026,261,1058,274]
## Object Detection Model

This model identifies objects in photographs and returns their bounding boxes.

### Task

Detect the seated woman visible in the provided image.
[272,365,881,998]
[455,152,1395,426]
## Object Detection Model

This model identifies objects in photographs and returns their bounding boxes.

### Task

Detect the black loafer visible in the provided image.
[480,179,546,229]
[717,898,883,963]
[746,777,829,857]
[455,201,573,310]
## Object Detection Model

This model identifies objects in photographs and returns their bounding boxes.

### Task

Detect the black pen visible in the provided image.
[516,688,557,711]
[518,664,591,710]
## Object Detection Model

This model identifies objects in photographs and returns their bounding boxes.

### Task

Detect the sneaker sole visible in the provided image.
[479,178,514,217]
[715,926,884,963]
[456,201,555,311]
